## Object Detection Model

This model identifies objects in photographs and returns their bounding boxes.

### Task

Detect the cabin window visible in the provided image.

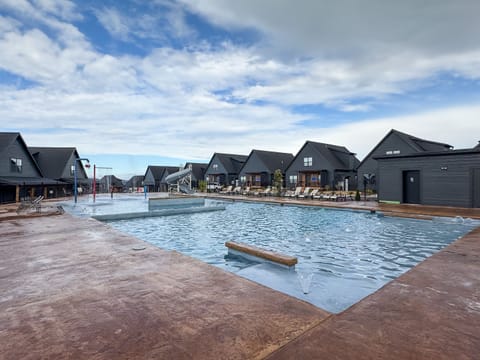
[289,175,297,184]
[240,176,246,184]
[303,157,313,166]
[10,158,22,173]
[70,165,75,176]
[212,164,218,170]
[385,150,400,155]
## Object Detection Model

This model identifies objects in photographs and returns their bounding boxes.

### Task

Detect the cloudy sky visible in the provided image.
[1,0,480,178]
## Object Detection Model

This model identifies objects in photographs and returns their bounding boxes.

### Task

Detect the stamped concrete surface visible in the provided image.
[0,214,329,360]
[267,227,480,360]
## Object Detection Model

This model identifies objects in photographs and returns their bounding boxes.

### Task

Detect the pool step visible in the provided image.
[225,241,297,269]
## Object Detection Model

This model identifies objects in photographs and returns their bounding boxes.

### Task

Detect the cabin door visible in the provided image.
[473,168,480,208]
[403,170,420,204]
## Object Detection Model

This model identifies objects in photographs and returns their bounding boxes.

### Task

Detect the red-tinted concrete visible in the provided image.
[267,227,480,359]
[0,214,329,359]
[2,198,480,359]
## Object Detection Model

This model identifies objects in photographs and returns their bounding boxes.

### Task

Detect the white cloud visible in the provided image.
[32,0,81,21]
[315,105,480,160]
[1,0,480,177]
[94,7,131,41]
[93,2,195,43]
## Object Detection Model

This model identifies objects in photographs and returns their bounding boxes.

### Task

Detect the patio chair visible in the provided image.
[242,186,251,196]
[16,195,44,214]
[297,187,311,199]
[232,186,241,194]
[290,187,303,198]
[282,190,294,197]
[262,187,272,196]
[309,189,319,199]
[220,186,232,194]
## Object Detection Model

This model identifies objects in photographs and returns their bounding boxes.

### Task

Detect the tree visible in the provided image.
[198,180,207,193]
[273,169,283,196]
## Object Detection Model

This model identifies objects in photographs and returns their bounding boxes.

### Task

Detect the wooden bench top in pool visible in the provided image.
[225,241,298,267]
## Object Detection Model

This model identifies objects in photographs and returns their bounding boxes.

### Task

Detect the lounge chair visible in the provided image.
[242,186,251,196]
[232,186,241,194]
[309,189,319,199]
[220,186,232,194]
[262,187,272,196]
[282,190,294,197]
[16,195,44,214]
[297,187,311,199]
[290,187,303,198]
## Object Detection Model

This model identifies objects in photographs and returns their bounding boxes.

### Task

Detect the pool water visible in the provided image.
[95,199,479,313]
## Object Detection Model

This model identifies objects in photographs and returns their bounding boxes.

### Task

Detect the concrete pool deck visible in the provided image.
[1,199,480,359]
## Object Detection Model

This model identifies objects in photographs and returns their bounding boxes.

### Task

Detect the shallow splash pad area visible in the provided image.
[89,199,480,313]
[59,194,225,220]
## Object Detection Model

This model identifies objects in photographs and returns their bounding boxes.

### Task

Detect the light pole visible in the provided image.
[92,165,112,202]
[74,158,90,203]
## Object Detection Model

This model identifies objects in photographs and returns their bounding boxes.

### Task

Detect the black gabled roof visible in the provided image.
[126,175,144,187]
[144,166,179,180]
[357,129,452,169]
[100,175,125,186]
[29,147,86,179]
[299,141,358,170]
[185,162,208,180]
[394,129,452,152]
[243,150,294,173]
[209,153,248,174]
[0,132,44,177]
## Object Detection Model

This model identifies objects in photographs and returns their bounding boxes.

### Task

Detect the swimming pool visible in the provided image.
[92,198,479,313]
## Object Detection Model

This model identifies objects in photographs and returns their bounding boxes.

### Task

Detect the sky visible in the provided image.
[1,0,480,179]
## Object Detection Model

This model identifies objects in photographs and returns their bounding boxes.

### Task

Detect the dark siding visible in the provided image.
[0,137,42,178]
[239,152,267,176]
[473,169,480,208]
[358,132,420,190]
[205,154,229,185]
[378,153,480,207]
[286,143,334,187]
[205,154,232,185]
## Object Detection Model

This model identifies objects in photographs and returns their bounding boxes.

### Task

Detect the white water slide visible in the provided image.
[165,167,194,194]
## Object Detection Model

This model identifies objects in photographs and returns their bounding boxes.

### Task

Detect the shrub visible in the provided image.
[355,189,361,201]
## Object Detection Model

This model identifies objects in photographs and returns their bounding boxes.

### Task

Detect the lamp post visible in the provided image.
[92,165,112,203]
[74,158,90,203]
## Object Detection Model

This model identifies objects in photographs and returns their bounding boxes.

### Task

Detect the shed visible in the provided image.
[376,147,480,208]
[357,129,452,192]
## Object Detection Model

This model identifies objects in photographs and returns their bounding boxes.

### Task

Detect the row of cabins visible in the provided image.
[1,130,480,207]
[202,130,480,208]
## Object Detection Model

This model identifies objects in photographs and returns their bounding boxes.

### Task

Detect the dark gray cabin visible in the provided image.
[285,141,359,190]
[98,175,125,193]
[0,133,62,203]
[357,129,452,192]
[29,147,90,196]
[377,147,480,208]
[184,162,208,189]
[238,150,293,187]
[126,175,144,191]
[204,153,248,188]
[143,166,179,192]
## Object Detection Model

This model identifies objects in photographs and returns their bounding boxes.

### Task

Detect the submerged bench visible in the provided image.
[225,241,298,269]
